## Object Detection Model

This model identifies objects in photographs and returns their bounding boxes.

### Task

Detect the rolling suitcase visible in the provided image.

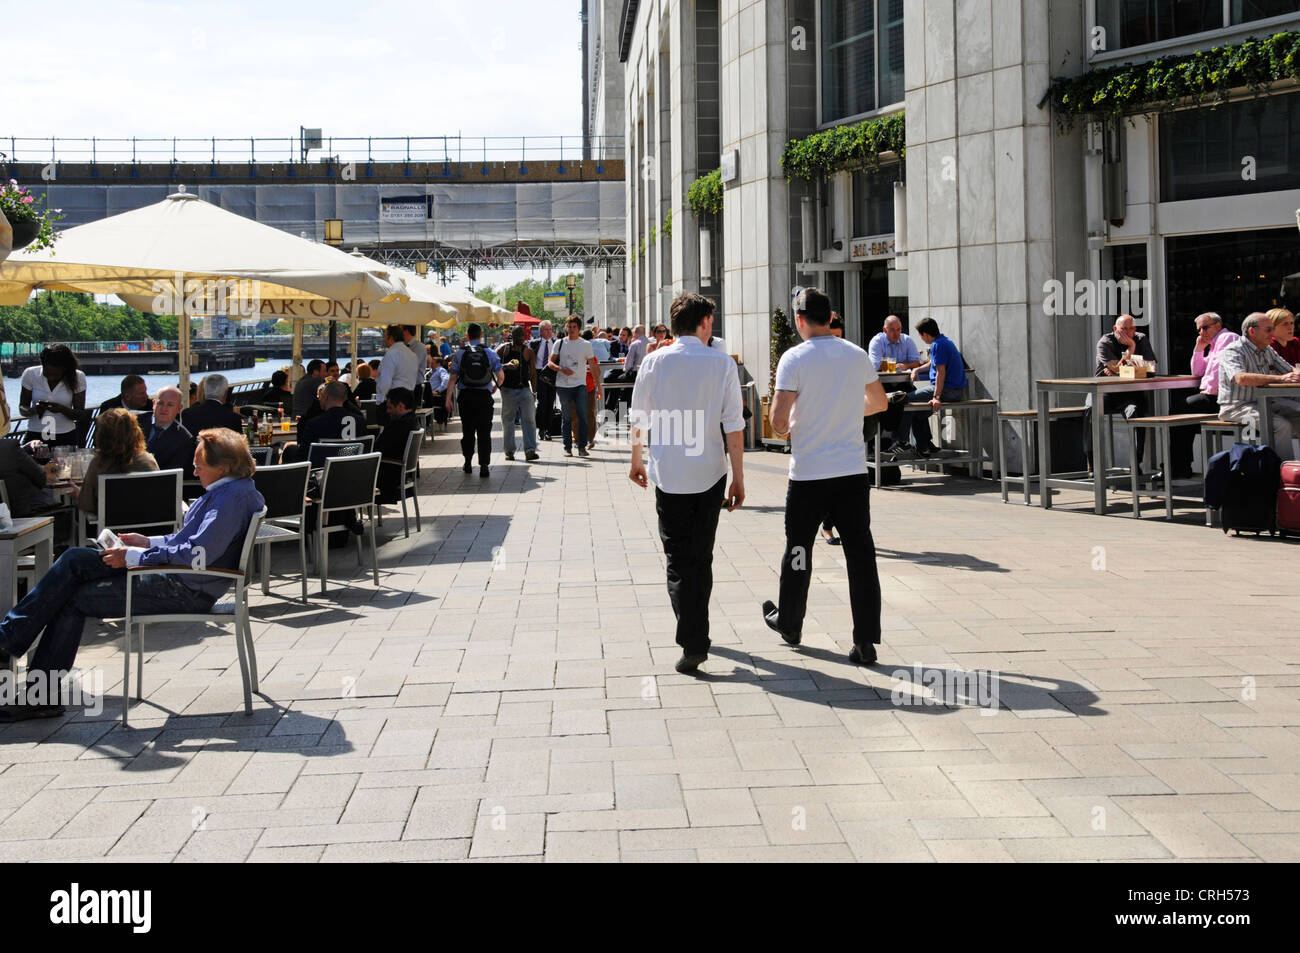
[1277,461,1300,537]
[1217,445,1280,536]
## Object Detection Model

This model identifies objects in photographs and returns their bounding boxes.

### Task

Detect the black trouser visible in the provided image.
[655,476,725,656]
[536,377,556,436]
[779,474,881,648]
[1083,392,1150,469]
[1169,391,1218,475]
[457,388,493,466]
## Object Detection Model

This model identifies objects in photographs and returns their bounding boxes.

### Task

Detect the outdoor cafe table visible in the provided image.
[0,516,54,618]
[1256,383,1300,449]
[1036,375,1199,515]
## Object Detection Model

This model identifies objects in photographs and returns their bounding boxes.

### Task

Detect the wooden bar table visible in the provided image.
[1036,375,1199,515]
[0,516,55,617]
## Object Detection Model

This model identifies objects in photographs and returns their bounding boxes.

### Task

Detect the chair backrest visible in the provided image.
[235,507,268,580]
[82,420,97,449]
[251,461,311,521]
[308,440,364,469]
[319,452,381,512]
[320,435,375,454]
[249,445,275,467]
[0,480,10,508]
[358,400,381,427]
[403,429,424,474]
[99,468,184,535]
[0,431,24,442]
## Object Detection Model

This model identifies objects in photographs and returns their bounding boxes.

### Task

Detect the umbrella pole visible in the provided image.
[329,320,337,364]
[177,296,190,398]
[350,320,359,380]
[291,317,304,385]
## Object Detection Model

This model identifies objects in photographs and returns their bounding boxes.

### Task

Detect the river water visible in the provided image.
[2,354,379,416]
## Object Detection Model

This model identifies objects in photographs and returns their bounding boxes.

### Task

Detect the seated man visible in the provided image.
[181,373,243,435]
[97,374,153,431]
[145,385,196,473]
[285,381,368,463]
[889,317,967,459]
[0,437,59,516]
[242,370,293,418]
[1084,313,1157,473]
[376,387,418,504]
[0,429,264,721]
[867,315,923,372]
[1218,311,1300,458]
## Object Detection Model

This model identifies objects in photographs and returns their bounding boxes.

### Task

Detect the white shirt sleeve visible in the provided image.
[720,361,745,434]
[774,348,799,393]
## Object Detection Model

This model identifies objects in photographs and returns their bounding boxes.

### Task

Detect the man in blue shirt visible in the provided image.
[890,317,967,459]
[0,428,264,721]
[446,322,505,477]
[866,316,923,371]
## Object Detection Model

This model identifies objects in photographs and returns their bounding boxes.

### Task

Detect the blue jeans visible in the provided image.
[556,385,588,451]
[892,385,965,449]
[0,547,214,682]
[500,387,538,454]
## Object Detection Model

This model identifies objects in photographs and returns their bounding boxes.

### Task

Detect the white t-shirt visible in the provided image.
[774,335,876,481]
[20,365,87,435]
[553,337,594,388]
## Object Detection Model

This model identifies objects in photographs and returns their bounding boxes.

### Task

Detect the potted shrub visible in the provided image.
[0,180,62,252]
[764,306,798,438]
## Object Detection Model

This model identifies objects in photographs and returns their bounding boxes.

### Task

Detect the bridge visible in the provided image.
[3,135,627,272]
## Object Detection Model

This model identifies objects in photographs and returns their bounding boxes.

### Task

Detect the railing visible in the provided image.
[3,135,626,166]
[0,334,382,358]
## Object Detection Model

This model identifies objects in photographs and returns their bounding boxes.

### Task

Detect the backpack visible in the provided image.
[459,344,492,387]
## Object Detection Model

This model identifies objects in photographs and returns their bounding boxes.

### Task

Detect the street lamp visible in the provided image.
[414,260,429,277]
[324,219,343,246]
[566,273,576,314]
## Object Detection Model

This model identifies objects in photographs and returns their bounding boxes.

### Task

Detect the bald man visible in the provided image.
[866,316,922,371]
[145,385,196,472]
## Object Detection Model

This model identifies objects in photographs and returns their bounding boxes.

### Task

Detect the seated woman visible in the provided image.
[0,429,265,721]
[73,409,159,517]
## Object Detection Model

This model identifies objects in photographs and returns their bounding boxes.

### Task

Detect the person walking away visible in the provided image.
[446,323,504,477]
[629,293,745,674]
[497,326,540,462]
[761,288,888,666]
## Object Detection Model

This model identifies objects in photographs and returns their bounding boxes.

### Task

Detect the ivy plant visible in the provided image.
[779,112,906,180]
[687,167,723,216]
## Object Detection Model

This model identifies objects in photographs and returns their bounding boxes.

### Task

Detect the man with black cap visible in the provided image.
[761,288,889,666]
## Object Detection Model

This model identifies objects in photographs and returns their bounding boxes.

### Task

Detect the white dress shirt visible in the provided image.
[630,335,744,495]
[532,335,554,370]
[377,341,421,398]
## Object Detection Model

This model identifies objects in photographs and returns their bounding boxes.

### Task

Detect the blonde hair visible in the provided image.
[197,428,255,478]
[94,408,147,471]
[1266,307,1294,328]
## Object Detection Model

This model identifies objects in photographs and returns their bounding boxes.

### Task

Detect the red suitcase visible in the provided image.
[1278,461,1300,536]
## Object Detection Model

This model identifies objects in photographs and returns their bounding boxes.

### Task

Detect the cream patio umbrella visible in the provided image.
[0,187,409,393]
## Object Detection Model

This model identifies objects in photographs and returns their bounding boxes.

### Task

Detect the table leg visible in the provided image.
[873,418,883,489]
[1259,392,1272,451]
[35,528,52,579]
[1130,434,1141,519]
[1023,420,1033,506]
[1092,395,1106,515]
[1037,394,1052,510]
[1163,425,1174,520]
[0,540,15,619]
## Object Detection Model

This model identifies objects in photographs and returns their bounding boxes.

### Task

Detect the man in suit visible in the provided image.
[376,387,418,504]
[181,374,243,435]
[97,375,153,431]
[0,438,59,516]
[286,381,368,462]
[144,385,195,473]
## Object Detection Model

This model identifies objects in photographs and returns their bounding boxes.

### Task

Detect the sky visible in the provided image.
[9,0,587,294]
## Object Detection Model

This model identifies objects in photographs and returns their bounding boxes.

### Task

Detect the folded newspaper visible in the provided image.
[94,527,122,552]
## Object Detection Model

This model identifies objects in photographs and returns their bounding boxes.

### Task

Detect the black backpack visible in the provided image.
[459,344,492,387]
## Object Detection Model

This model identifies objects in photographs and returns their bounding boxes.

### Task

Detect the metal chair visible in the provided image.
[251,462,311,601]
[249,444,276,467]
[378,428,424,537]
[314,452,381,594]
[119,507,267,726]
[307,440,365,470]
[319,435,375,454]
[80,468,184,542]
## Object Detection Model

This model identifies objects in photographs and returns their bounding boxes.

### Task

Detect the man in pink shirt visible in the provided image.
[1172,311,1239,477]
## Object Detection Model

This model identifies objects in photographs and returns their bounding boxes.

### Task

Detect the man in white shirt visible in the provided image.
[547,316,601,457]
[630,293,745,674]
[763,288,889,666]
[377,324,421,404]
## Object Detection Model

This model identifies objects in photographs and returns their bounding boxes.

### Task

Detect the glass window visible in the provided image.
[1096,1,1222,50]
[852,165,898,236]
[1232,1,1300,24]
[1159,91,1300,202]
[820,1,905,125]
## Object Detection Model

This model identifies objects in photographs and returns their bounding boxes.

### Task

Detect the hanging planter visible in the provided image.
[0,180,63,253]
[9,217,40,250]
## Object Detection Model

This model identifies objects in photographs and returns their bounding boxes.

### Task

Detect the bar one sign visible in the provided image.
[850,234,896,262]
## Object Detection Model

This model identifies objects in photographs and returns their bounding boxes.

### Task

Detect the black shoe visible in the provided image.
[578,448,590,457]
[0,703,65,723]
[848,644,877,666]
[887,390,909,405]
[480,467,490,478]
[504,452,515,461]
[761,600,800,646]
[821,528,841,546]
[915,444,937,458]
[462,461,472,474]
[525,451,540,461]
[564,447,573,456]
[675,652,708,674]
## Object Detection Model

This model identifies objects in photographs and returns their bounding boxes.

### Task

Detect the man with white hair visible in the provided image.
[145,385,195,472]
[1218,311,1300,458]
[181,373,242,435]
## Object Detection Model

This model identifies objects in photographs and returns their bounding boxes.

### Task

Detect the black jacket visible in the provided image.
[0,441,53,516]
[297,405,368,455]
[182,400,243,435]
[146,420,196,473]
[376,412,418,503]
[96,395,154,433]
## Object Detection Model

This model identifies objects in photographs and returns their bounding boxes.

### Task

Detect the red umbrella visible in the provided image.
[512,300,541,328]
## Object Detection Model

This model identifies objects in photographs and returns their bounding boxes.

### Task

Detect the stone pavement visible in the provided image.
[0,415,1297,863]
